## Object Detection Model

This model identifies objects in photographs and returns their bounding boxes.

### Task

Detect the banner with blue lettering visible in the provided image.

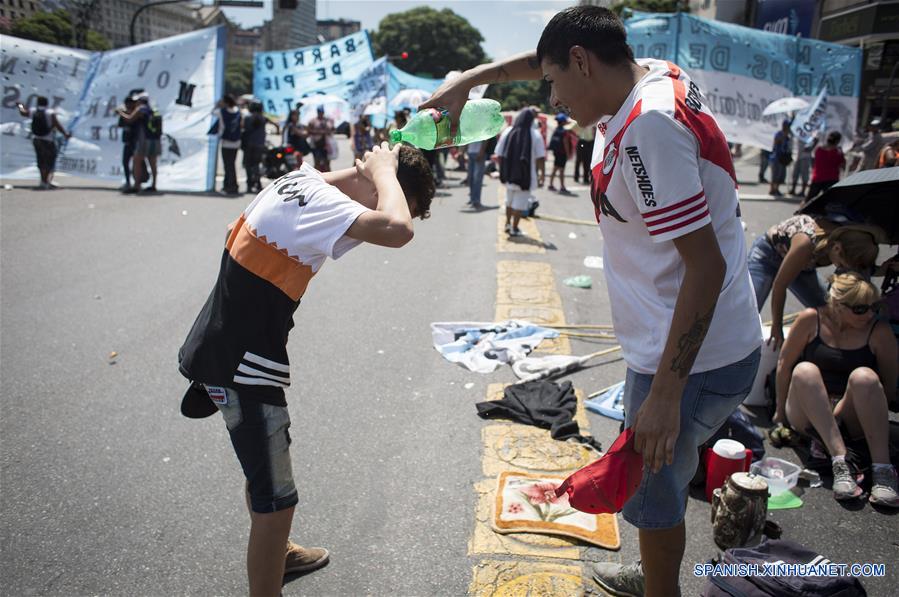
[791,88,828,144]
[253,31,374,116]
[624,13,861,150]
[0,27,224,191]
[347,57,388,118]
[0,37,96,181]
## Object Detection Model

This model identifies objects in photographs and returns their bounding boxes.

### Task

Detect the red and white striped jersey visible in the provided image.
[590,59,761,375]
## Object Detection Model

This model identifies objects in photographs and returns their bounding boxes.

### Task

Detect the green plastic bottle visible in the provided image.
[389,99,505,150]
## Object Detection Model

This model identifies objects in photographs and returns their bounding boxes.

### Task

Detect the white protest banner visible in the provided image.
[0,28,224,191]
[625,13,861,150]
[69,27,224,191]
[346,57,387,118]
[253,32,374,117]
[0,36,95,179]
[791,87,828,145]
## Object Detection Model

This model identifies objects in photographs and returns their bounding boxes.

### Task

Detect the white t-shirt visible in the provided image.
[495,126,546,193]
[590,58,761,375]
[238,163,369,280]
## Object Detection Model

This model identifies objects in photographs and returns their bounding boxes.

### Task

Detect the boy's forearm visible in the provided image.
[463,51,542,86]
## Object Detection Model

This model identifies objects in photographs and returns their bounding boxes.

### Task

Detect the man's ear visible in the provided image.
[570,46,591,78]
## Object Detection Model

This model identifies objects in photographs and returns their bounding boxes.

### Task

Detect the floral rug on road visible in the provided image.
[492,471,620,550]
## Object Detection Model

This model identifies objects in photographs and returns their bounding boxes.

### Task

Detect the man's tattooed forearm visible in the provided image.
[670,306,715,378]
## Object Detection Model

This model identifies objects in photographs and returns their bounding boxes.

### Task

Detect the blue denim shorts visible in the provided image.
[205,386,298,514]
[621,348,761,529]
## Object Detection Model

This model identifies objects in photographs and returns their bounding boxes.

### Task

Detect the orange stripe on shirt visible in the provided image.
[226,215,316,302]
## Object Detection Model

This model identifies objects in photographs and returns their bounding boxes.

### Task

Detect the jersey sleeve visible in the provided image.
[294,184,369,260]
[619,111,709,243]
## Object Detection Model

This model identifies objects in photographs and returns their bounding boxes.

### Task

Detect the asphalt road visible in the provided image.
[1,147,896,596]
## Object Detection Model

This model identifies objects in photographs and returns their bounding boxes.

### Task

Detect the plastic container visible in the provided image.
[389,99,505,149]
[750,456,801,495]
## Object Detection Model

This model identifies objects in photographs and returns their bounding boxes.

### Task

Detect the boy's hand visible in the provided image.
[355,141,400,182]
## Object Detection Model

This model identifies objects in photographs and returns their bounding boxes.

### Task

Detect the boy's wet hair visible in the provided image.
[536,6,634,69]
[396,145,435,220]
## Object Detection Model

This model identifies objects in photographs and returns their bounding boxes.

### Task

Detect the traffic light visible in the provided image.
[400,51,409,60]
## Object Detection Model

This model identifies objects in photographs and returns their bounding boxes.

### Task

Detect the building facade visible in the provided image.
[90,0,200,48]
[265,0,316,51]
[0,0,42,23]
[316,18,360,42]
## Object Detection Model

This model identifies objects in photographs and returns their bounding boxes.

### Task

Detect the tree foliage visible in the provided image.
[371,7,487,78]
[484,80,552,114]
[9,9,110,50]
[610,0,690,17]
[225,59,254,97]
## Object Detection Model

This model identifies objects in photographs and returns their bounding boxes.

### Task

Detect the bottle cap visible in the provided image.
[389,129,402,144]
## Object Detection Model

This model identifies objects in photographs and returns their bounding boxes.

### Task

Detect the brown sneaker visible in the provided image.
[284,541,329,575]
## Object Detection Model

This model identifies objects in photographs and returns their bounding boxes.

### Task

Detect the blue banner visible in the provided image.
[253,31,374,116]
[624,13,861,149]
[755,0,817,38]
[387,63,442,101]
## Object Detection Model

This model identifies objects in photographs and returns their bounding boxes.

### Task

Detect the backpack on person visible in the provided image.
[146,109,163,139]
[31,108,51,137]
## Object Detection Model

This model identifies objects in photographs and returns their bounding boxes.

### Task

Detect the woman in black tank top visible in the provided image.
[774,273,898,506]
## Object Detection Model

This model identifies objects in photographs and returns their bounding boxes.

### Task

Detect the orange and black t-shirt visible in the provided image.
[179,164,369,405]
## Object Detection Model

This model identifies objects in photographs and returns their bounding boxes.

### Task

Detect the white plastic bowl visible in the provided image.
[750,456,801,495]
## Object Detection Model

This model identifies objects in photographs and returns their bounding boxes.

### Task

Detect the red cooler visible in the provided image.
[704,439,752,502]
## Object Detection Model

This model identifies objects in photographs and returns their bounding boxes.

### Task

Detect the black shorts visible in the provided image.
[553,151,567,167]
[33,139,57,171]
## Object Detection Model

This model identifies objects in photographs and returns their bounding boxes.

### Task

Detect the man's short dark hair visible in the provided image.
[223,94,236,108]
[36,96,49,107]
[397,145,434,220]
[536,6,634,69]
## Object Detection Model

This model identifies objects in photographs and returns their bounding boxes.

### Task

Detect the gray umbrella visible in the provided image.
[798,167,899,244]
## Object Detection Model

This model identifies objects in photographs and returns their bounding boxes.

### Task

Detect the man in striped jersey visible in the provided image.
[178,143,434,596]
[422,6,762,596]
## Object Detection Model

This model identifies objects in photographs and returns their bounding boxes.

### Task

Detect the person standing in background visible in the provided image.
[768,119,792,196]
[352,115,374,162]
[16,96,71,190]
[573,122,595,185]
[466,139,488,209]
[308,106,335,172]
[241,101,267,194]
[495,108,545,237]
[214,94,242,196]
[789,132,815,197]
[806,131,845,202]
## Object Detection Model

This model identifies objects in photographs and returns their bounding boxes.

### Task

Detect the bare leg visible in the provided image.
[511,211,522,231]
[505,205,513,227]
[132,153,145,191]
[148,156,158,189]
[640,522,685,597]
[833,368,891,463]
[785,362,846,456]
[245,486,292,597]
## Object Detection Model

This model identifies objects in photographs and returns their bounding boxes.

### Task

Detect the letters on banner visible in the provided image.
[0,28,224,191]
[254,32,374,116]
[625,12,861,150]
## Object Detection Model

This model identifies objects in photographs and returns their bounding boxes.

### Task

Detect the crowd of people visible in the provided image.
[760,116,899,200]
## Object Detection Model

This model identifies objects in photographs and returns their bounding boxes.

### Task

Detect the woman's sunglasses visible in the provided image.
[841,302,877,315]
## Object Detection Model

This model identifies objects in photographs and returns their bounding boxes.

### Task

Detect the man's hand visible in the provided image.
[420,78,472,139]
[355,141,399,182]
[767,326,785,352]
[632,393,681,473]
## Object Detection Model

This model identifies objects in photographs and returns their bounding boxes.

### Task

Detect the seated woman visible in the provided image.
[749,215,883,349]
[775,273,898,506]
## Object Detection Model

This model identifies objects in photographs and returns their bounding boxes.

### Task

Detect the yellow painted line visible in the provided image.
[469,559,587,596]
[495,260,571,356]
[495,186,547,254]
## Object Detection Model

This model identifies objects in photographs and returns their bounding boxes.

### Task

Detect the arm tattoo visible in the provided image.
[496,65,511,83]
[670,306,716,378]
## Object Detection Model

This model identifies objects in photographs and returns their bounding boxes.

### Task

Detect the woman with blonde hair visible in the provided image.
[775,273,897,506]
[748,214,884,349]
